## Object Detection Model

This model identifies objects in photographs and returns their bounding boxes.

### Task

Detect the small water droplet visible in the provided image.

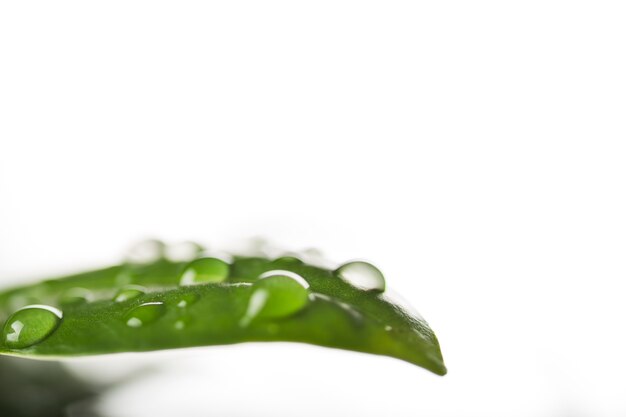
[124,302,165,328]
[240,272,309,326]
[335,261,386,292]
[179,258,230,286]
[175,293,199,308]
[125,239,166,264]
[173,316,191,330]
[59,287,93,305]
[166,241,205,262]
[2,305,63,349]
[114,285,147,302]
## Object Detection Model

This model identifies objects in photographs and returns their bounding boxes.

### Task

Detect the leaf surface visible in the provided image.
[0,254,446,375]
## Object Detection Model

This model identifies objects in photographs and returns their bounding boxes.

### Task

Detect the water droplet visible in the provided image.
[166,241,205,262]
[335,261,386,292]
[240,272,309,326]
[114,285,147,302]
[174,316,191,330]
[179,258,230,286]
[2,305,63,349]
[175,293,199,308]
[125,239,166,264]
[125,302,165,328]
[59,287,93,305]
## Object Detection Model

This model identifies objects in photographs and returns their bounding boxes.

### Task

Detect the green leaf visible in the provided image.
[0,251,446,375]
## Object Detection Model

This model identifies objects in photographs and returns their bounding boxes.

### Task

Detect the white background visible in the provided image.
[1,1,625,416]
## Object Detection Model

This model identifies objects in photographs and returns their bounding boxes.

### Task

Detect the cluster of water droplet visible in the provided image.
[1,239,389,350]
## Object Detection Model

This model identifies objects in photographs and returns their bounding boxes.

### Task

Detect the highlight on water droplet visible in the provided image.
[258,270,310,288]
[240,271,310,326]
[125,302,165,328]
[59,287,93,305]
[179,257,230,286]
[125,239,166,264]
[114,285,147,303]
[166,241,205,262]
[335,261,386,292]
[2,305,63,349]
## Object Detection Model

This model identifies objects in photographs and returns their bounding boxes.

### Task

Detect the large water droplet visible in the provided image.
[125,239,166,264]
[2,305,63,349]
[179,258,230,286]
[166,241,205,262]
[335,261,386,292]
[114,285,147,302]
[240,272,309,326]
[125,302,165,328]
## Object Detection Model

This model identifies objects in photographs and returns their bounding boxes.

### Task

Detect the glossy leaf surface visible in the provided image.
[0,254,446,375]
